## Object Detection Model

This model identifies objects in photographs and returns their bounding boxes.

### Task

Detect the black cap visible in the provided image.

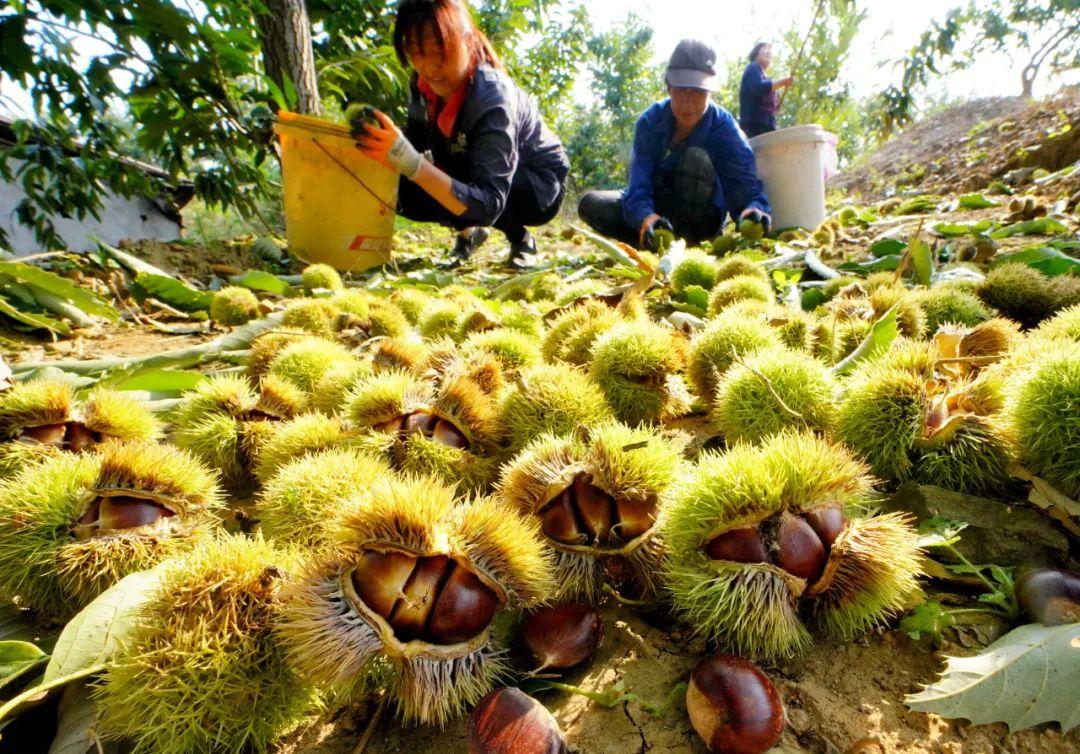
[665,38,717,91]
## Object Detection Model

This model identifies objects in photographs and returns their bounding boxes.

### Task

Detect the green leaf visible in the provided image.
[990,218,1068,239]
[43,568,163,685]
[990,247,1080,278]
[932,220,993,237]
[0,641,47,692]
[109,369,208,394]
[837,255,902,275]
[49,681,106,754]
[0,262,118,321]
[800,286,829,311]
[229,270,290,296]
[956,193,998,210]
[906,622,1080,732]
[832,304,899,375]
[900,601,955,641]
[0,295,71,334]
[131,273,213,313]
[870,238,907,256]
[909,237,933,286]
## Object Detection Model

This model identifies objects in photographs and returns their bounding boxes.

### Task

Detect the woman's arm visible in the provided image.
[622,109,663,235]
[411,161,467,216]
[355,109,468,216]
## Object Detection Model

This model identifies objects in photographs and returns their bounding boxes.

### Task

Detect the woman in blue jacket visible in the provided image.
[739,42,794,138]
[355,0,569,269]
[577,39,771,251]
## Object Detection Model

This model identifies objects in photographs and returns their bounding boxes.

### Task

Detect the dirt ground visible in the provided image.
[277,604,1078,754]
[831,89,1080,201]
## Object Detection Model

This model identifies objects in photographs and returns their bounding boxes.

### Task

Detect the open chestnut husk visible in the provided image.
[520,603,603,672]
[468,687,568,754]
[686,654,785,754]
[1016,568,1080,626]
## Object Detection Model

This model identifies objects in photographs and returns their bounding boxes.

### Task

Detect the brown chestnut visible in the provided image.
[388,554,449,641]
[1016,569,1080,626]
[96,496,173,532]
[427,564,499,644]
[802,506,846,549]
[775,515,826,582]
[403,410,438,436]
[520,602,603,671]
[613,496,656,542]
[687,654,785,754]
[468,687,568,754]
[705,527,768,564]
[352,549,416,620]
[65,422,97,452]
[537,490,584,545]
[20,423,67,445]
[573,475,614,545]
[432,418,469,449]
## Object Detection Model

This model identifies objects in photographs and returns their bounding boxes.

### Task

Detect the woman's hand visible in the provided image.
[776,76,794,89]
[355,109,424,179]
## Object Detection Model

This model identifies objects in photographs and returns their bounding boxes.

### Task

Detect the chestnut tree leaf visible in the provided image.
[44,568,164,684]
[0,641,47,692]
[906,622,1080,732]
[0,569,164,723]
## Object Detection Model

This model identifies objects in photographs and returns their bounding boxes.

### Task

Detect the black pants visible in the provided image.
[577,146,725,248]
[398,178,564,244]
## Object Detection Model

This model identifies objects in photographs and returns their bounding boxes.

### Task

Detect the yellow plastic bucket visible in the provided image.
[274,110,398,272]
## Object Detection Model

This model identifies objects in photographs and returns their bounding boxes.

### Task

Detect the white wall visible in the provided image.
[0,160,182,255]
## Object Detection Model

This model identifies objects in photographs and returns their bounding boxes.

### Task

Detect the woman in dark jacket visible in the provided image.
[356,0,569,269]
[739,42,794,138]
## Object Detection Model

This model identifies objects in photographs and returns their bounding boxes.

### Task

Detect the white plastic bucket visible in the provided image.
[748,124,835,231]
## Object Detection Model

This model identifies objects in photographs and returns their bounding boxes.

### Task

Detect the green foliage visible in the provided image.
[557,14,663,191]
[0,1,286,249]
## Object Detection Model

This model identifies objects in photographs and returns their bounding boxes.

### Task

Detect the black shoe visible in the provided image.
[449,227,490,266]
[506,232,538,270]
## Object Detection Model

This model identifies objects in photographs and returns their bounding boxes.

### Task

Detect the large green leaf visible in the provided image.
[108,368,208,394]
[837,255,902,274]
[49,681,111,754]
[990,247,1080,277]
[956,193,998,210]
[0,641,47,692]
[906,622,1080,732]
[832,304,899,375]
[0,262,118,321]
[0,569,163,722]
[131,272,214,313]
[870,238,907,256]
[0,295,71,335]
[909,237,933,286]
[229,270,290,296]
[932,220,993,237]
[990,218,1068,239]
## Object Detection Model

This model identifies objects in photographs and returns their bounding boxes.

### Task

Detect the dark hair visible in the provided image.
[748,42,770,63]
[393,0,501,70]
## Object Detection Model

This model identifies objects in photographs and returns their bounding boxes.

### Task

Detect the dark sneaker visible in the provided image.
[449,227,490,266]
[506,232,538,270]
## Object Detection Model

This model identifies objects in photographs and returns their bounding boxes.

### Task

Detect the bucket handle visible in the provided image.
[311,138,397,213]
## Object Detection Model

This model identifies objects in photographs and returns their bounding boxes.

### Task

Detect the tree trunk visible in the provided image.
[257,0,321,115]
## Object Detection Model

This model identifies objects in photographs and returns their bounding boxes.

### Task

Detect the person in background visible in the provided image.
[739,42,794,138]
[577,39,771,251]
[354,0,569,269]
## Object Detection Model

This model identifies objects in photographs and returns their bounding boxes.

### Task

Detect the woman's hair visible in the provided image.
[394,0,501,70]
[748,42,770,63]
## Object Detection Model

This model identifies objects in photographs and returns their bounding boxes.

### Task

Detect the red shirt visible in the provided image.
[416,69,473,139]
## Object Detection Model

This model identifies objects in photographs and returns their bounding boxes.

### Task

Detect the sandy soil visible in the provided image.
[277,604,1078,754]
